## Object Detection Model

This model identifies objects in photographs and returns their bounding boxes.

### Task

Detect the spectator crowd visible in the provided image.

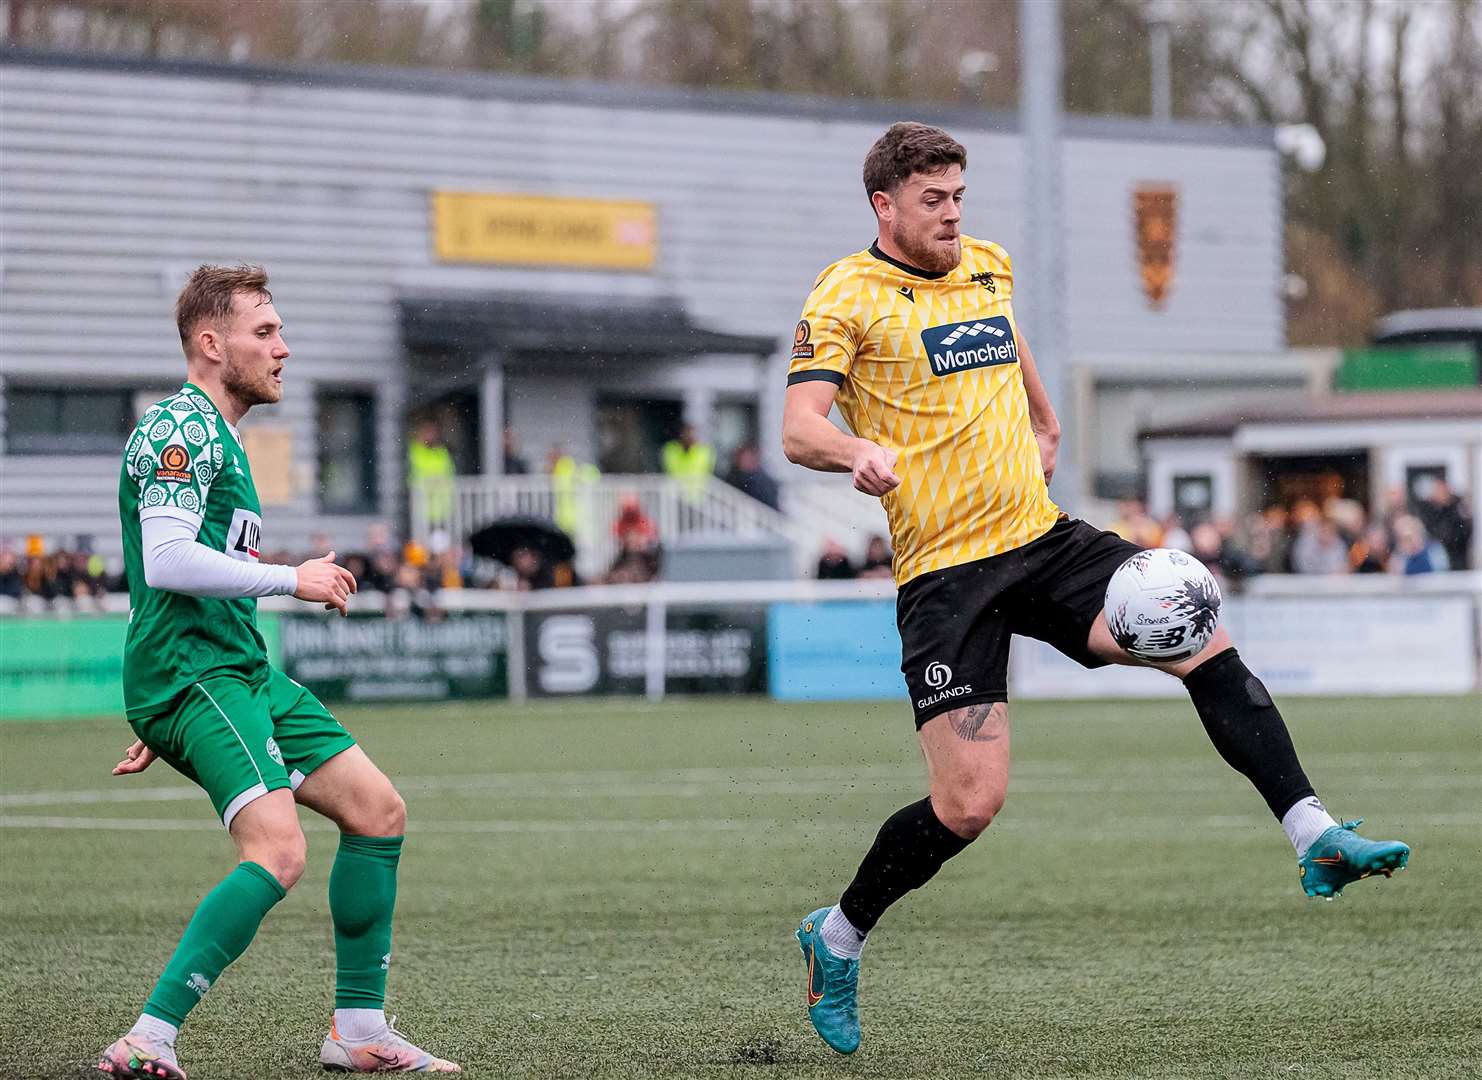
[1098,478,1472,590]
[4,461,1472,608]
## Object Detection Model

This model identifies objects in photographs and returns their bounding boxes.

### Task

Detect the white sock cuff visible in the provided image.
[1282,796,1339,858]
[334,1008,388,1041]
[819,904,865,960]
[130,1014,179,1047]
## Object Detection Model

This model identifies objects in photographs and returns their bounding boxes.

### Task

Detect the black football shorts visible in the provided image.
[897,518,1143,728]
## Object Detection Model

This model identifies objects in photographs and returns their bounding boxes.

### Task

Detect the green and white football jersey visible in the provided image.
[119,383,270,719]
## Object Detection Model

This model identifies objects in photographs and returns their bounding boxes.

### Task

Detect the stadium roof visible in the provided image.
[399,293,776,359]
[1376,308,1482,337]
[0,46,1275,148]
[1140,389,1482,440]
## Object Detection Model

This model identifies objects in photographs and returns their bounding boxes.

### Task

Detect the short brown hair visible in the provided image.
[862,122,967,205]
[175,264,271,346]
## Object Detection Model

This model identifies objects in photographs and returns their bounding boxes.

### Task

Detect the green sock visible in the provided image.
[143,861,286,1026]
[330,834,403,1009]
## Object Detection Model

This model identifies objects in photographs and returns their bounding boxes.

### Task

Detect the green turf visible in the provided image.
[1,695,1478,1079]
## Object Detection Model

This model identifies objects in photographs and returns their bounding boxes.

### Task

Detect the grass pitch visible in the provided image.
[1,694,1478,1079]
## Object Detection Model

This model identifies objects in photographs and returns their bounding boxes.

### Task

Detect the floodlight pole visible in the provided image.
[1149,1,1173,122]
[1019,0,1078,507]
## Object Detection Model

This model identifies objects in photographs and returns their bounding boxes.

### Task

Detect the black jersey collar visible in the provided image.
[868,240,948,280]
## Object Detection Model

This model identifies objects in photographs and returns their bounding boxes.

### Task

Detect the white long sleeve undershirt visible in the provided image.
[140,511,298,599]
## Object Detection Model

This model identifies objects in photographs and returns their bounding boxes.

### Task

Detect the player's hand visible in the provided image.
[294,551,358,616]
[112,738,157,776]
[850,439,900,497]
[1036,429,1060,483]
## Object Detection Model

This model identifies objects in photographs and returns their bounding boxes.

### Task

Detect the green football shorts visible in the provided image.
[130,667,356,828]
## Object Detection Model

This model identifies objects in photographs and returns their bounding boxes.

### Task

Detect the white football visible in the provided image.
[1103,548,1222,662]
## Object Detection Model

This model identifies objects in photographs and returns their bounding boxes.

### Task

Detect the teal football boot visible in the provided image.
[1298,818,1410,899]
[796,907,861,1055]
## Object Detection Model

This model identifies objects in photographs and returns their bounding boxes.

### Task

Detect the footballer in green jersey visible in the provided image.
[97,265,459,1078]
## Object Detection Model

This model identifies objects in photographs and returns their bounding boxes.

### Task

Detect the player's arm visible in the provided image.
[141,515,356,614]
[130,413,356,612]
[1014,331,1062,483]
[782,380,899,497]
[783,272,899,497]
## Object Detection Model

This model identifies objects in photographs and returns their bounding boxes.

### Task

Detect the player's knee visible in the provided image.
[249,831,307,890]
[348,783,406,837]
[379,787,408,836]
[934,786,1005,840]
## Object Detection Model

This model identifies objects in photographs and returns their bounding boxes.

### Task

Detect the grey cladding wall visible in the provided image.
[0,53,1280,552]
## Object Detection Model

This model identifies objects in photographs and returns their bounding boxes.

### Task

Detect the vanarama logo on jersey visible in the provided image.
[155,443,194,483]
[921,315,1018,376]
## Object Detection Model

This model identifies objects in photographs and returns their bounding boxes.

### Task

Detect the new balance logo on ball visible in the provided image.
[921,315,1018,375]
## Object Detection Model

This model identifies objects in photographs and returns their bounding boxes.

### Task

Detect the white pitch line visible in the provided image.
[0,814,754,834]
[4,772,1473,810]
[3,811,1478,835]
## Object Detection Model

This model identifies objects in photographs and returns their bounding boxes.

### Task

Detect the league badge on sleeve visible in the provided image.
[155,443,194,484]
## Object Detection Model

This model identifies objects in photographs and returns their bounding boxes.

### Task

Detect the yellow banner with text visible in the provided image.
[431,192,657,270]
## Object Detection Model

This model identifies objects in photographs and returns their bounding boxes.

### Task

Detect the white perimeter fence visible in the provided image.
[7,573,1477,708]
[259,571,1482,704]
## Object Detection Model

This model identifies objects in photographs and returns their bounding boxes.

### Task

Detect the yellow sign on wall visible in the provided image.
[431,192,656,270]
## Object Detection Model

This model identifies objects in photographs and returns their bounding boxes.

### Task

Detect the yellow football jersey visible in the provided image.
[788,236,1060,585]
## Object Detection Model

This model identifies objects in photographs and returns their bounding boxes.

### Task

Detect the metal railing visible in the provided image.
[412,474,803,579]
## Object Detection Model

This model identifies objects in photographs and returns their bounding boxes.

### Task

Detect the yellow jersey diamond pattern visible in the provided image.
[788,236,1060,585]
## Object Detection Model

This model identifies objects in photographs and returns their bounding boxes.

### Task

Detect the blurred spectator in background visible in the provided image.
[723,443,780,510]
[1350,524,1392,574]
[1325,498,1367,546]
[662,423,715,501]
[507,545,551,590]
[1390,514,1450,575]
[387,560,439,619]
[1414,477,1472,570]
[1109,499,1164,549]
[1292,516,1350,575]
[548,444,599,542]
[1189,522,1229,583]
[1159,513,1191,555]
[1377,485,1408,532]
[859,534,893,579]
[363,521,399,592]
[606,495,661,583]
[0,546,22,600]
[604,545,660,584]
[612,495,658,552]
[1257,506,1293,573]
[434,549,463,591]
[816,538,856,580]
[408,420,456,528]
[502,427,529,474]
[343,553,372,590]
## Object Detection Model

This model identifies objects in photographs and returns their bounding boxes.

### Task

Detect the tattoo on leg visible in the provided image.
[949,702,1006,742]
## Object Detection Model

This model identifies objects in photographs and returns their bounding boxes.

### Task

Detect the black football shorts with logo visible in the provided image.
[897,518,1143,728]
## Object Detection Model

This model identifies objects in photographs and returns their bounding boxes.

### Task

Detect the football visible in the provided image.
[1103,548,1223,662]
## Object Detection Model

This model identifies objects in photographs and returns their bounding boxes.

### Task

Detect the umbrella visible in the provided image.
[469,516,576,566]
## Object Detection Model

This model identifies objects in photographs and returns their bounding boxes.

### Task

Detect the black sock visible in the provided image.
[1183,647,1315,819]
[838,797,973,935]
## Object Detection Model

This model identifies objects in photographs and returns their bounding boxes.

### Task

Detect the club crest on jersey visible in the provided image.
[921,315,1018,376]
[227,508,263,562]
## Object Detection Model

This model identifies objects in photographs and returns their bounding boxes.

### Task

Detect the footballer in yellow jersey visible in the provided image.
[785,123,1407,1058]
[788,234,1060,585]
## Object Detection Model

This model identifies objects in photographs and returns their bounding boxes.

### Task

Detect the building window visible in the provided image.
[5,386,134,454]
[318,390,378,515]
